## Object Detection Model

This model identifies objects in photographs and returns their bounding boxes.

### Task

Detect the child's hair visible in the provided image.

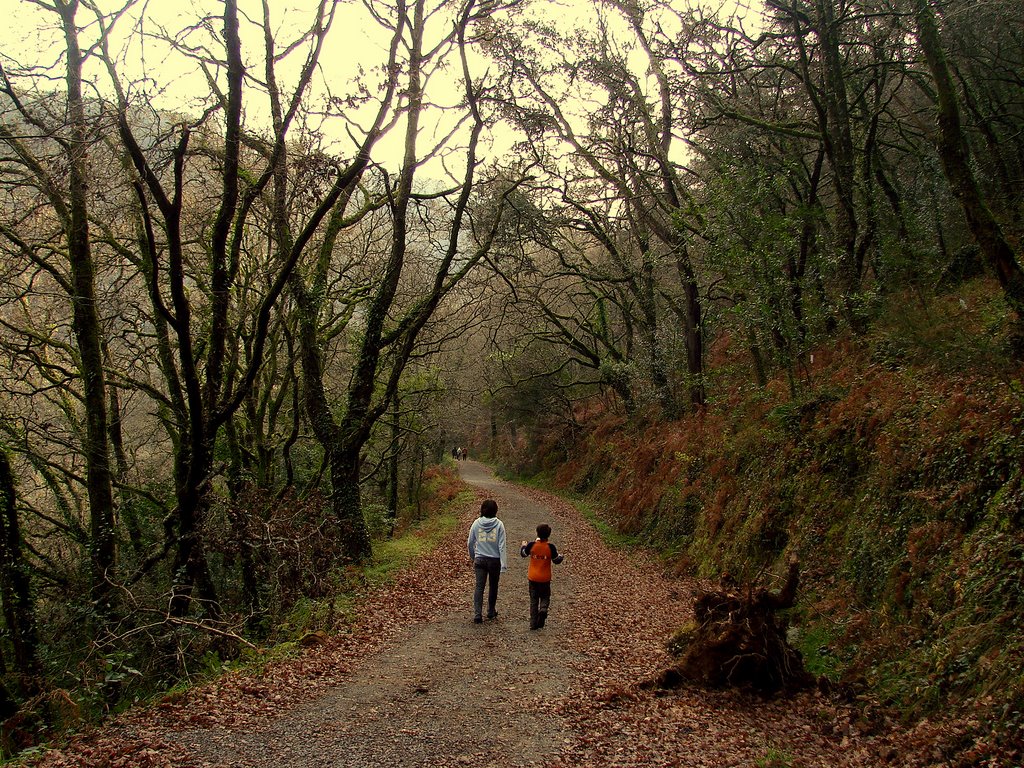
[481,499,498,518]
[536,523,551,540]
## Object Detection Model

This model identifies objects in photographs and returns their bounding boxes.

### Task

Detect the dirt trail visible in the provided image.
[38,463,891,767]
[168,462,584,767]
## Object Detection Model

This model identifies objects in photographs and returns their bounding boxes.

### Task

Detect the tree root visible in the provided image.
[653,556,813,695]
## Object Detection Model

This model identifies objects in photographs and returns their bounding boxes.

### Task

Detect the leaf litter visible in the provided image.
[28,465,976,767]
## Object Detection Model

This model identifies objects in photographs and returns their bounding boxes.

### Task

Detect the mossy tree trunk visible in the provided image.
[56,0,118,613]
[0,449,40,684]
[913,0,1024,328]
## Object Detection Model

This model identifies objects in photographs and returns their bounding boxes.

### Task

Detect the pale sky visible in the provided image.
[0,0,759,173]
[2,0,498,172]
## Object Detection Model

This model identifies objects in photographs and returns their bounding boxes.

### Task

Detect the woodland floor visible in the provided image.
[31,462,929,768]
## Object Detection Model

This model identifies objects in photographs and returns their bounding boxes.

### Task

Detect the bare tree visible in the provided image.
[0,0,118,612]
[94,0,349,615]
[289,0,526,560]
[489,0,707,413]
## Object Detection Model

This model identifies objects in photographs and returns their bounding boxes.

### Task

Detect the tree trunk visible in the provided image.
[623,1,705,409]
[105,344,144,554]
[329,449,372,562]
[168,478,220,618]
[0,449,40,683]
[225,420,261,624]
[790,148,823,353]
[290,265,374,561]
[913,0,1024,326]
[603,364,636,415]
[814,0,864,330]
[58,0,117,610]
[675,246,706,407]
[746,324,768,388]
[389,397,400,532]
[637,253,676,418]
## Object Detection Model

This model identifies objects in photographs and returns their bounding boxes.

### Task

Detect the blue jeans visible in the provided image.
[473,556,502,619]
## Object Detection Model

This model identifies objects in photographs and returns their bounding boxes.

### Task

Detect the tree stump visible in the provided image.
[656,556,813,694]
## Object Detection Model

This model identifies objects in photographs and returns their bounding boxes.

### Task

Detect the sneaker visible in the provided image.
[473,616,483,624]
[487,611,498,620]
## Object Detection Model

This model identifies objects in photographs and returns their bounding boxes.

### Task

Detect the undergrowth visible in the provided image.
[2,465,472,762]
[491,281,1024,757]
[274,463,470,639]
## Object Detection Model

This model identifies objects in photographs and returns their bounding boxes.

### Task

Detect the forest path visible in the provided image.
[168,461,581,767]
[37,463,887,767]
[169,462,577,768]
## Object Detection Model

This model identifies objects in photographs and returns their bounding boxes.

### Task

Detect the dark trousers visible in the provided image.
[474,556,501,618]
[528,579,551,628]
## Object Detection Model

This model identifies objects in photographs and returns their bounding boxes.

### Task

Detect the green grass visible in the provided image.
[574,497,638,549]
[363,491,469,587]
[755,747,794,768]
[794,621,845,680]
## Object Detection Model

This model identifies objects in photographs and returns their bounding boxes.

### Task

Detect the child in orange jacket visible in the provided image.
[520,523,564,630]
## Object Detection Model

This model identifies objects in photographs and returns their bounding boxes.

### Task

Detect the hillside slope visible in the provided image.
[497,285,1024,763]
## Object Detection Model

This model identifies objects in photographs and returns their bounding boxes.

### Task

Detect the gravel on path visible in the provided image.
[169,460,582,768]
[32,462,898,768]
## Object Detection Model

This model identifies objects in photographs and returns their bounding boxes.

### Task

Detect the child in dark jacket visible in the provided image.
[520,523,564,630]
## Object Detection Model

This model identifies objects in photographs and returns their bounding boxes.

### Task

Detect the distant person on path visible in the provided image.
[467,499,507,623]
[520,523,564,630]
